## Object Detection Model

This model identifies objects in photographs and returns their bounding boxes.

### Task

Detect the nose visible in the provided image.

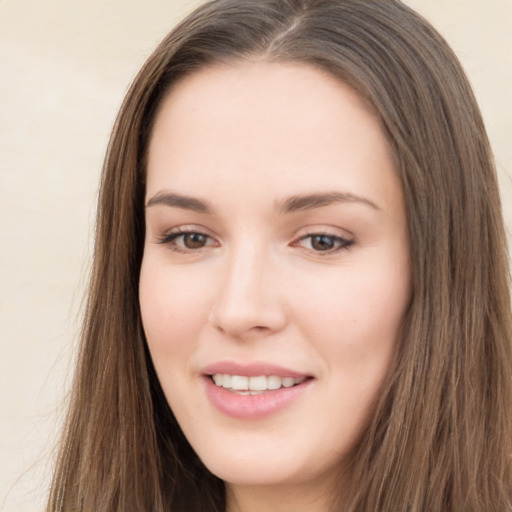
[208,242,287,339]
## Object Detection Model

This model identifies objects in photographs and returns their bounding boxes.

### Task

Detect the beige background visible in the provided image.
[0,1,510,511]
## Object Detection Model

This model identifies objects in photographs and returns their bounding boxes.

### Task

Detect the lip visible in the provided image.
[202,360,310,379]
[202,360,314,420]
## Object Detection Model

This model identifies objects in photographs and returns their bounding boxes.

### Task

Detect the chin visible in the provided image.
[194,436,340,489]
[209,461,297,486]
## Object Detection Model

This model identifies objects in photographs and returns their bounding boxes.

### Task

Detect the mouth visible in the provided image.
[209,374,309,395]
[202,362,314,419]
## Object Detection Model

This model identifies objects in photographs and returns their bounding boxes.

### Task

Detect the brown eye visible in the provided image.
[182,232,208,249]
[310,235,337,251]
[159,230,216,252]
[296,233,354,253]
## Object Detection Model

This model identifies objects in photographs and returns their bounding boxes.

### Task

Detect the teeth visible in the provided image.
[211,374,306,392]
[222,374,232,388]
[249,375,267,391]
[231,375,248,390]
[282,377,296,388]
[267,375,281,390]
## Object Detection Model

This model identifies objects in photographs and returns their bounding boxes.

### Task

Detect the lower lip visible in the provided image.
[204,377,313,420]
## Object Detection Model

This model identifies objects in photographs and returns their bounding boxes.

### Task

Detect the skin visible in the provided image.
[139,61,411,512]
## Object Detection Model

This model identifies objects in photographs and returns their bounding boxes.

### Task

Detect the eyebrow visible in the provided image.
[146,192,212,213]
[145,190,379,214]
[276,192,380,213]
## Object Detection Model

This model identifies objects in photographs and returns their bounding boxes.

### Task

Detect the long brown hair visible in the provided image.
[47,1,512,510]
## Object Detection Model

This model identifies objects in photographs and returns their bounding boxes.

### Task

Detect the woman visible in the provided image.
[47,0,512,510]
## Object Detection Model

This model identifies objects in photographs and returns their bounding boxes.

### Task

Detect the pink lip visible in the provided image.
[202,360,309,378]
[201,361,314,420]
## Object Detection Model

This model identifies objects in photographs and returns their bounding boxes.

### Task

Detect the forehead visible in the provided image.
[146,61,401,214]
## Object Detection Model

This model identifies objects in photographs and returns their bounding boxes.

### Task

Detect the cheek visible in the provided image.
[292,256,409,372]
[139,256,211,363]
[301,267,407,328]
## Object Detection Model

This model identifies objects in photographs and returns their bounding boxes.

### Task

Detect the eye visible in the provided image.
[158,229,218,252]
[295,233,353,253]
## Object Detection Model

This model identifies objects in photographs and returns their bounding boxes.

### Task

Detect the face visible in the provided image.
[140,61,410,503]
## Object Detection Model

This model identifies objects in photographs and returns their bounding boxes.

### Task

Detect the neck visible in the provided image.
[225,479,337,512]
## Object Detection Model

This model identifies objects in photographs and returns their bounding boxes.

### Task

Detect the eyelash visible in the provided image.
[157,228,217,253]
[292,232,354,254]
[157,229,354,255]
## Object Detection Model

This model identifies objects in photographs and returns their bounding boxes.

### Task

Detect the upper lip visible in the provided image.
[202,360,311,379]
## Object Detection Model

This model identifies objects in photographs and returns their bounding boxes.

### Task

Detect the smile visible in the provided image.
[211,374,308,394]
[203,365,314,419]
